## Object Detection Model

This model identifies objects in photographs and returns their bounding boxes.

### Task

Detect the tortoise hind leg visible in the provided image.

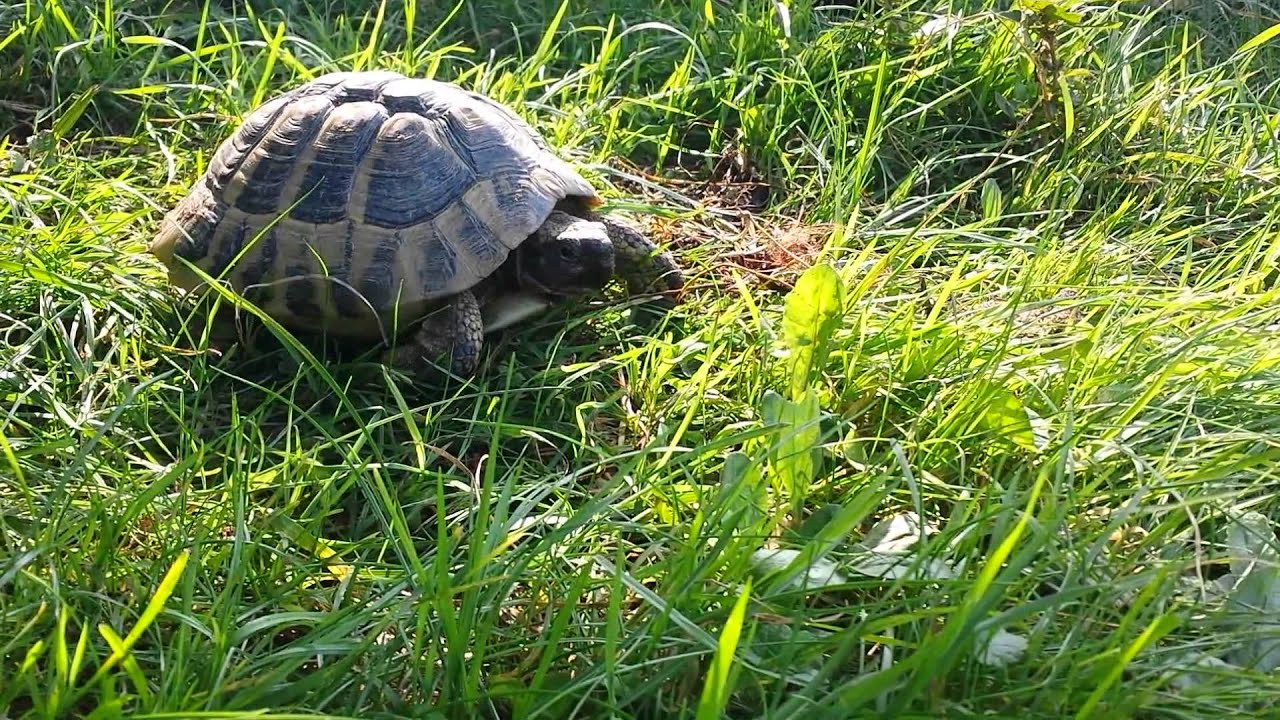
[383,289,484,377]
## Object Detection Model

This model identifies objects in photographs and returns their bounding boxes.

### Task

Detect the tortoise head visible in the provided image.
[514,210,615,296]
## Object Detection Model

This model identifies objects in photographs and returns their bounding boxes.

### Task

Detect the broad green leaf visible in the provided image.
[794,503,843,540]
[1018,0,1083,23]
[1223,512,1280,672]
[20,639,45,675]
[981,178,1004,221]
[719,450,769,532]
[722,450,759,486]
[781,263,844,399]
[762,388,785,426]
[52,86,98,138]
[980,387,1040,452]
[757,488,887,591]
[767,389,824,510]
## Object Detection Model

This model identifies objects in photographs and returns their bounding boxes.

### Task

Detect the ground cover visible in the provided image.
[3,0,1280,717]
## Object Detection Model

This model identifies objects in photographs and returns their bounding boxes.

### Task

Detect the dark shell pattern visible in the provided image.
[151,70,599,337]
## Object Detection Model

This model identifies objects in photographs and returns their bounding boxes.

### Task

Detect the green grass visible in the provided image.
[4,0,1280,717]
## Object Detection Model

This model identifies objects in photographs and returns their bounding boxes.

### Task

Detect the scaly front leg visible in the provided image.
[383,289,484,377]
[598,216,685,298]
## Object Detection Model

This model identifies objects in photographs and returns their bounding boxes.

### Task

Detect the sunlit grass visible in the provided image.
[2,0,1280,717]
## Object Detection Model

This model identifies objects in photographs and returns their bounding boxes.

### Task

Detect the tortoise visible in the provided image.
[150,70,684,376]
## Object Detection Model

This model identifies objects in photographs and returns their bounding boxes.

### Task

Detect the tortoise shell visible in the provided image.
[150,70,602,338]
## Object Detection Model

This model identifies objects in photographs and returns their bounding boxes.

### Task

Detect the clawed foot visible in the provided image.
[382,290,484,377]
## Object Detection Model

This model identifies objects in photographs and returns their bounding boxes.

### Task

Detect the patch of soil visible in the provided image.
[736,220,831,288]
[605,148,832,295]
[651,212,830,294]
[0,100,38,146]
[609,141,775,215]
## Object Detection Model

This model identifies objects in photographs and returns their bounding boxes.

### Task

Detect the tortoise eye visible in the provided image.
[559,246,577,261]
